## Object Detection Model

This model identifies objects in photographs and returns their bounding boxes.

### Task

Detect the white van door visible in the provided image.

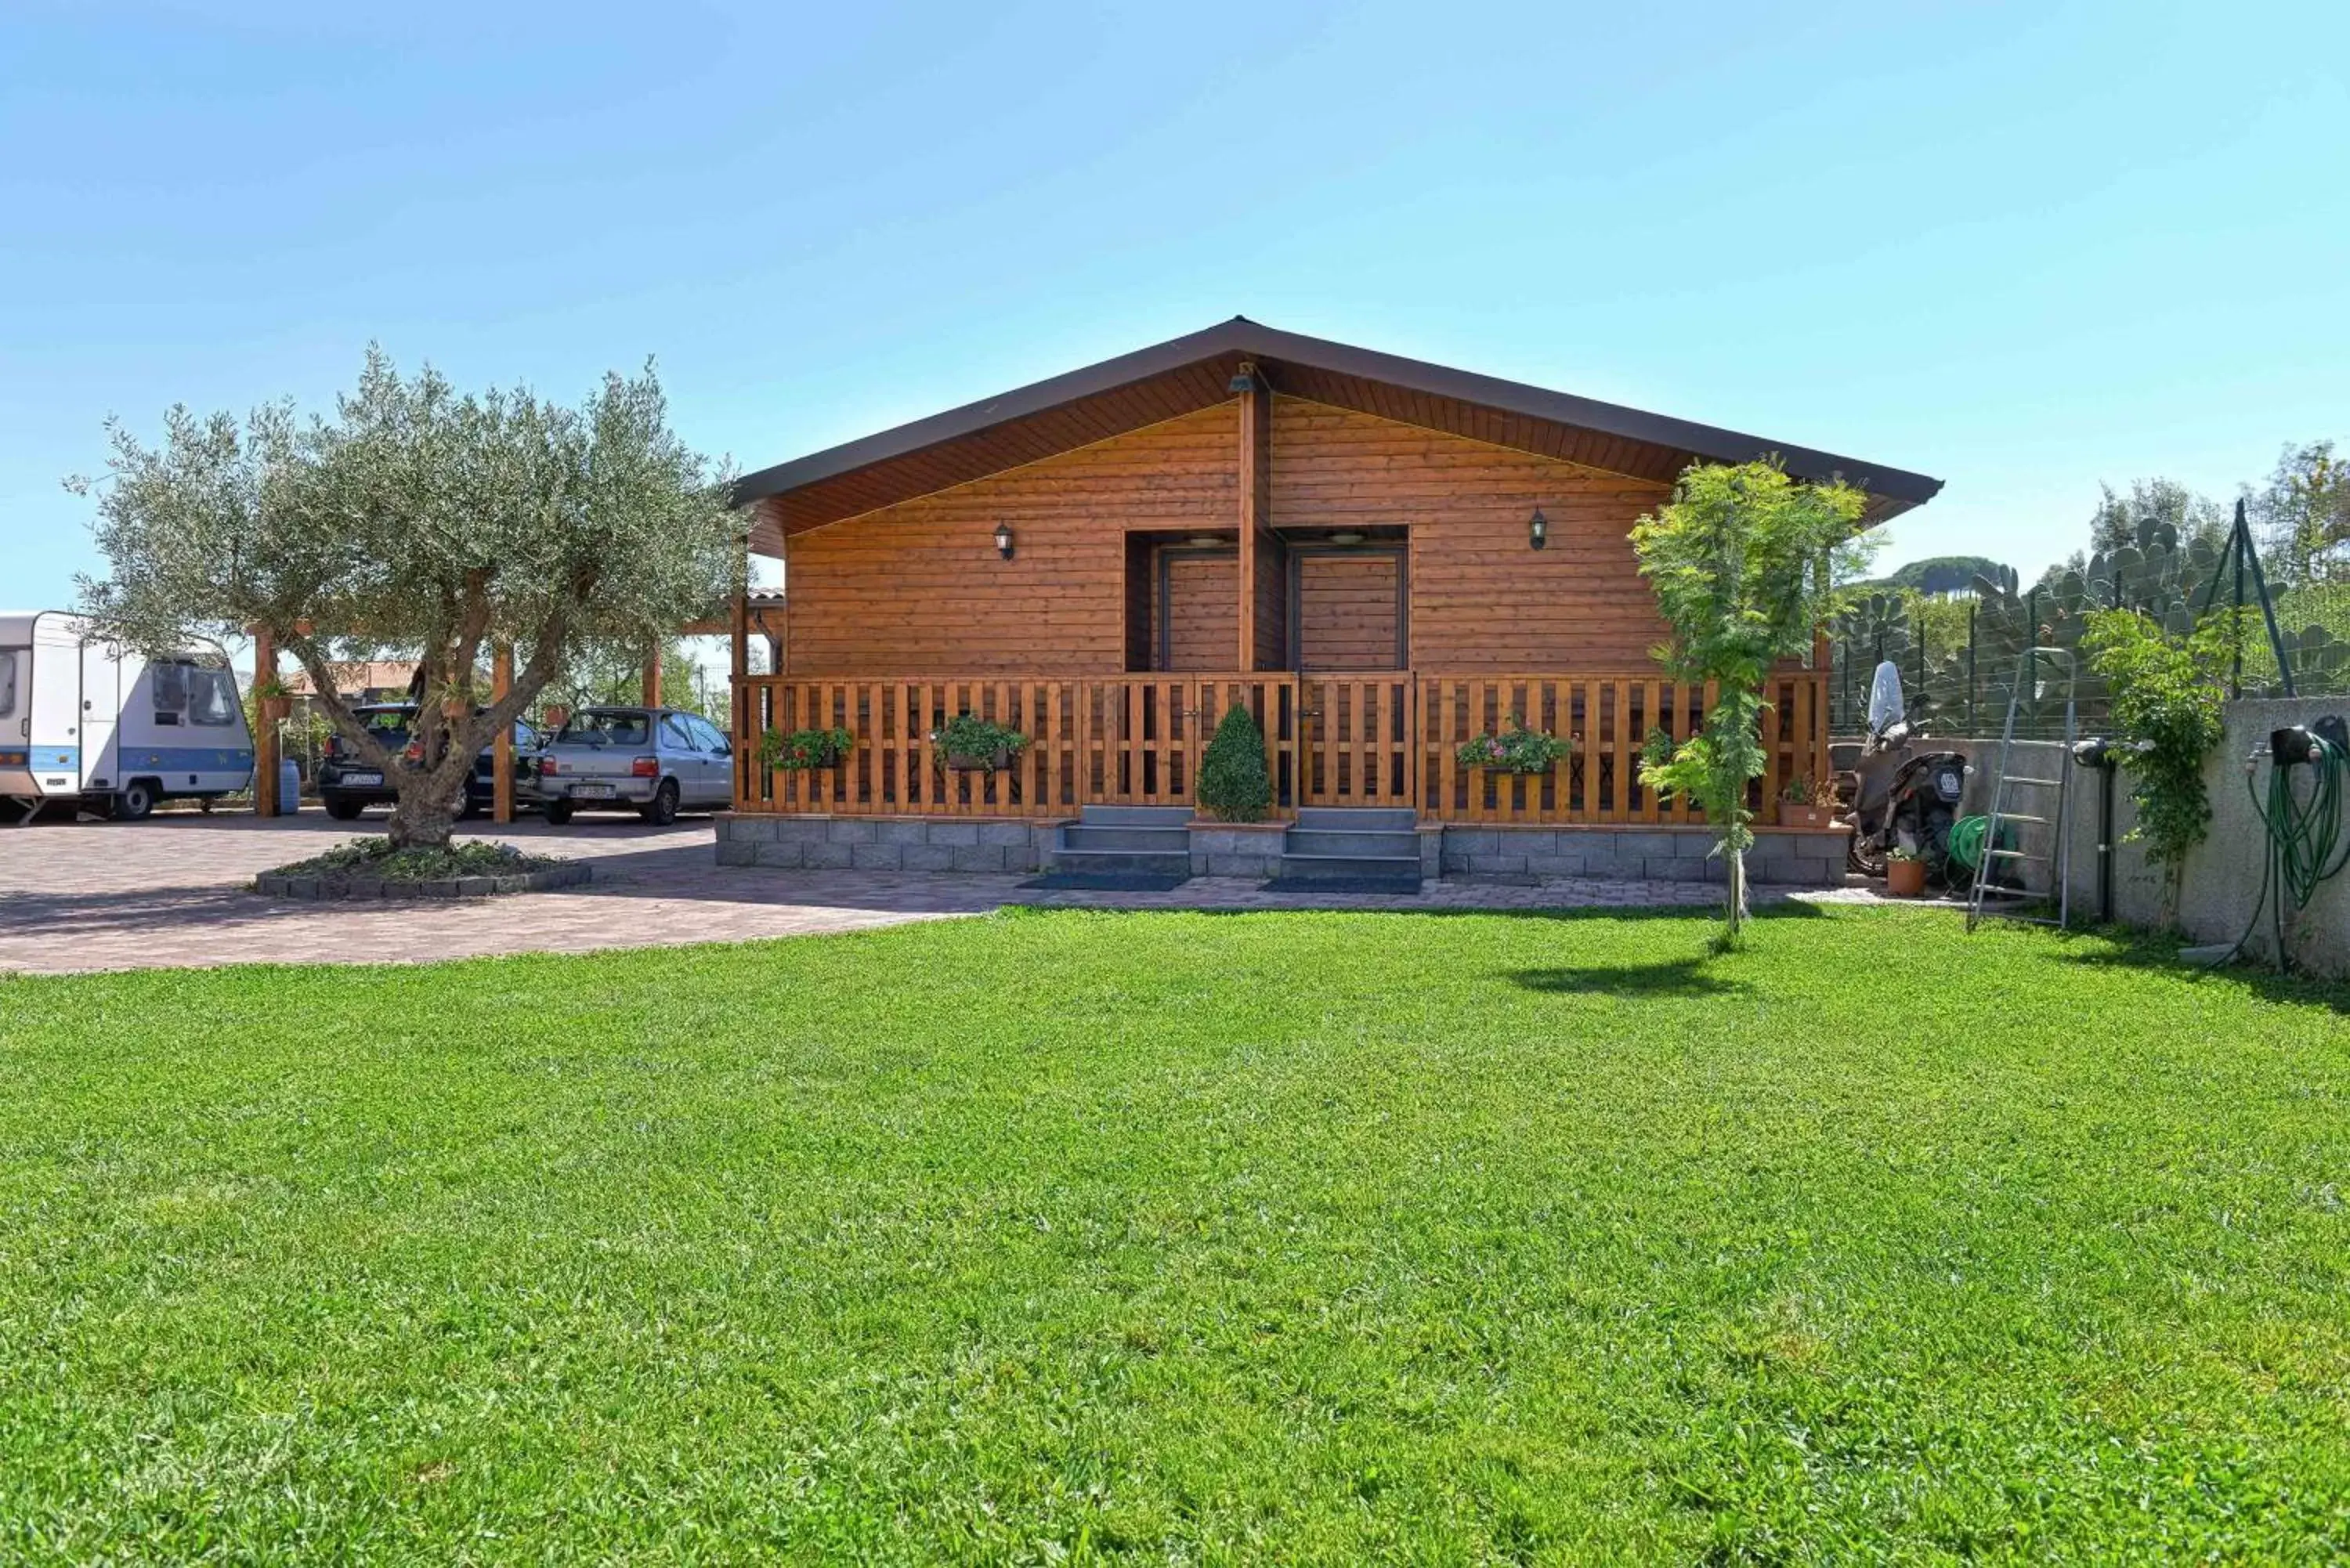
[79,638,121,790]
[29,618,85,795]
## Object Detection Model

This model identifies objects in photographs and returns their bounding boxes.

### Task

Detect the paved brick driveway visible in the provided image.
[0,807,1886,977]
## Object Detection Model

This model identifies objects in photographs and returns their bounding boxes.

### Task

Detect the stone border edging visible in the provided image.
[253,861,591,901]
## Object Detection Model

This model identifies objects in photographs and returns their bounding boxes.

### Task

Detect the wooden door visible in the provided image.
[1293,551,1404,671]
[1158,550,1238,671]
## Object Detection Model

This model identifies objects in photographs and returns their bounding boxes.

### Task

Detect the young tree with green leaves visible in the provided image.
[2080,607,2238,923]
[1633,461,1871,944]
[73,349,738,849]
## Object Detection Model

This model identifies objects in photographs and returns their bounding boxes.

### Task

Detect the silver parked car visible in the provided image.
[536,706,735,826]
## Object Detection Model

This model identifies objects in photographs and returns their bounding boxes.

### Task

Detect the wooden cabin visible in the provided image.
[721,319,1938,862]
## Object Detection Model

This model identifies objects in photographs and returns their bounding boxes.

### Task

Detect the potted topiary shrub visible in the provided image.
[1885,844,1928,898]
[931,713,1027,771]
[1779,775,1839,829]
[760,725,853,771]
[1455,717,1571,775]
[1195,703,1272,822]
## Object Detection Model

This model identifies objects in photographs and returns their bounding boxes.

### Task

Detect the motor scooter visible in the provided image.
[1844,662,1971,886]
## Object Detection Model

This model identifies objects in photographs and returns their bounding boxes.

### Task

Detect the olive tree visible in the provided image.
[1632,460,1871,944]
[72,349,737,848]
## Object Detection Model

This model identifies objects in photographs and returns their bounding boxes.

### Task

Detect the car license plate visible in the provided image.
[342,771,382,786]
[572,783,615,800]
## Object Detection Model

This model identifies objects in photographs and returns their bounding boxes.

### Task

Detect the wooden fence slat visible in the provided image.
[728,668,1829,829]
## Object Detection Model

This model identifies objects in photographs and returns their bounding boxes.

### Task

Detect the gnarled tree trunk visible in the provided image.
[385,788,460,851]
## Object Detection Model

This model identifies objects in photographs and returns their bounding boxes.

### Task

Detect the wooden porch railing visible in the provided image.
[734,668,1831,824]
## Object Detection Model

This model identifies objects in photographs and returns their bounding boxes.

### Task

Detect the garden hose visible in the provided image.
[2217,730,2350,971]
[1948,814,1988,872]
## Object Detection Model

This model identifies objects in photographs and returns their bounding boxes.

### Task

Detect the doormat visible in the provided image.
[1018,872,1194,893]
[1257,876,1426,896]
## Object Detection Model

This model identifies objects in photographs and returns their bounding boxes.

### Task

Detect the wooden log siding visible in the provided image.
[1270,398,1676,670]
[782,404,1237,674]
[737,668,1831,825]
[736,673,1300,818]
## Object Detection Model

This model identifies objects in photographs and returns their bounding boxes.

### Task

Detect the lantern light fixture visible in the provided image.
[993,522,1014,560]
[1529,506,1549,550]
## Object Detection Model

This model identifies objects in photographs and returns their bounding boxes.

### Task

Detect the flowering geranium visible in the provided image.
[1455,719,1571,774]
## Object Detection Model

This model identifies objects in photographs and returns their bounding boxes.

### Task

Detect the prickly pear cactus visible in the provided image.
[1829,531,2344,737]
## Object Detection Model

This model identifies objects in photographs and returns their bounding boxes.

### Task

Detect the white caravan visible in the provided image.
[0,610,255,822]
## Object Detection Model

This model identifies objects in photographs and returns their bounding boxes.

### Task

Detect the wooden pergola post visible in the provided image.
[251,624,278,817]
[1235,363,1262,671]
[491,641,515,823]
[642,638,663,708]
[729,583,750,807]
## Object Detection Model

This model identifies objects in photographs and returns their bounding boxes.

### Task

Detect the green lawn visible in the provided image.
[2,907,2347,1563]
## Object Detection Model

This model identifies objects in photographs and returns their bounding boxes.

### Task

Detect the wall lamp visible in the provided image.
[1528,506,1549,550]
[1227,359,1259,394]
[993,522,1015,560]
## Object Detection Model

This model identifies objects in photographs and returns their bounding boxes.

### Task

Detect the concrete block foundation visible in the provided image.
[716,815,1848,890]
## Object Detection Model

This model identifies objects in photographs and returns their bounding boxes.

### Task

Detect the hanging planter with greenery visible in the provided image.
[760,726,854,771]
[931,713,1028,771]
[1455,719,1571,775]
[251,674,294,723]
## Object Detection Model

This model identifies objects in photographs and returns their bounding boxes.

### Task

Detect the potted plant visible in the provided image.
[760,725,854,771]
[1779,775,1839,829]
[1885,845,1928,898]
[432,674,472,723]
[931,713,1027,771]
[1195,704,1272,822]
[1455,718,1571,775]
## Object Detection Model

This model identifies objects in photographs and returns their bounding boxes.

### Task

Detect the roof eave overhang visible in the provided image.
[732,318,1943,535]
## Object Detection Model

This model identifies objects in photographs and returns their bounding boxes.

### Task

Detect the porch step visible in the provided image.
[1040,804,1196,883]
[1046,847,1195,878]
[1295,807,1417,832]
[1273,807,1423,891]
[1060,825,1191,852]
[1077,805,1194,828]
[1283,828,1418,858]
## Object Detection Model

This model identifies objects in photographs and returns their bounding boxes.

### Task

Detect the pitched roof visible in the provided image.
[734,317,1942,548]
[284,660,417,696]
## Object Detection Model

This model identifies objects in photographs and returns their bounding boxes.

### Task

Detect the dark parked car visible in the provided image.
[316,704,543,821]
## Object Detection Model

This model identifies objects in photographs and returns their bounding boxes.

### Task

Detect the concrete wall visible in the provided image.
[1186,824,1286,879]
[1954,696,2350,977]
[715,815,1055,873]
[1437,826,1845,885]
[715,817,1848,888]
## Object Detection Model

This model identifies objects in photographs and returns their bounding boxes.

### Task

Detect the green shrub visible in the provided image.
[1196,703,1272,822]
[2082,607,2235,876]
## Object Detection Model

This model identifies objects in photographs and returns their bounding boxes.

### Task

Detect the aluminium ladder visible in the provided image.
[1967,645,2078,932]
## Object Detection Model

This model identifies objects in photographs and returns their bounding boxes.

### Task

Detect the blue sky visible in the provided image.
[5,0,2347,620]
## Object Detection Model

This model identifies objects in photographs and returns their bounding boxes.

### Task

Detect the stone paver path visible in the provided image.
[0,809,1914,977]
